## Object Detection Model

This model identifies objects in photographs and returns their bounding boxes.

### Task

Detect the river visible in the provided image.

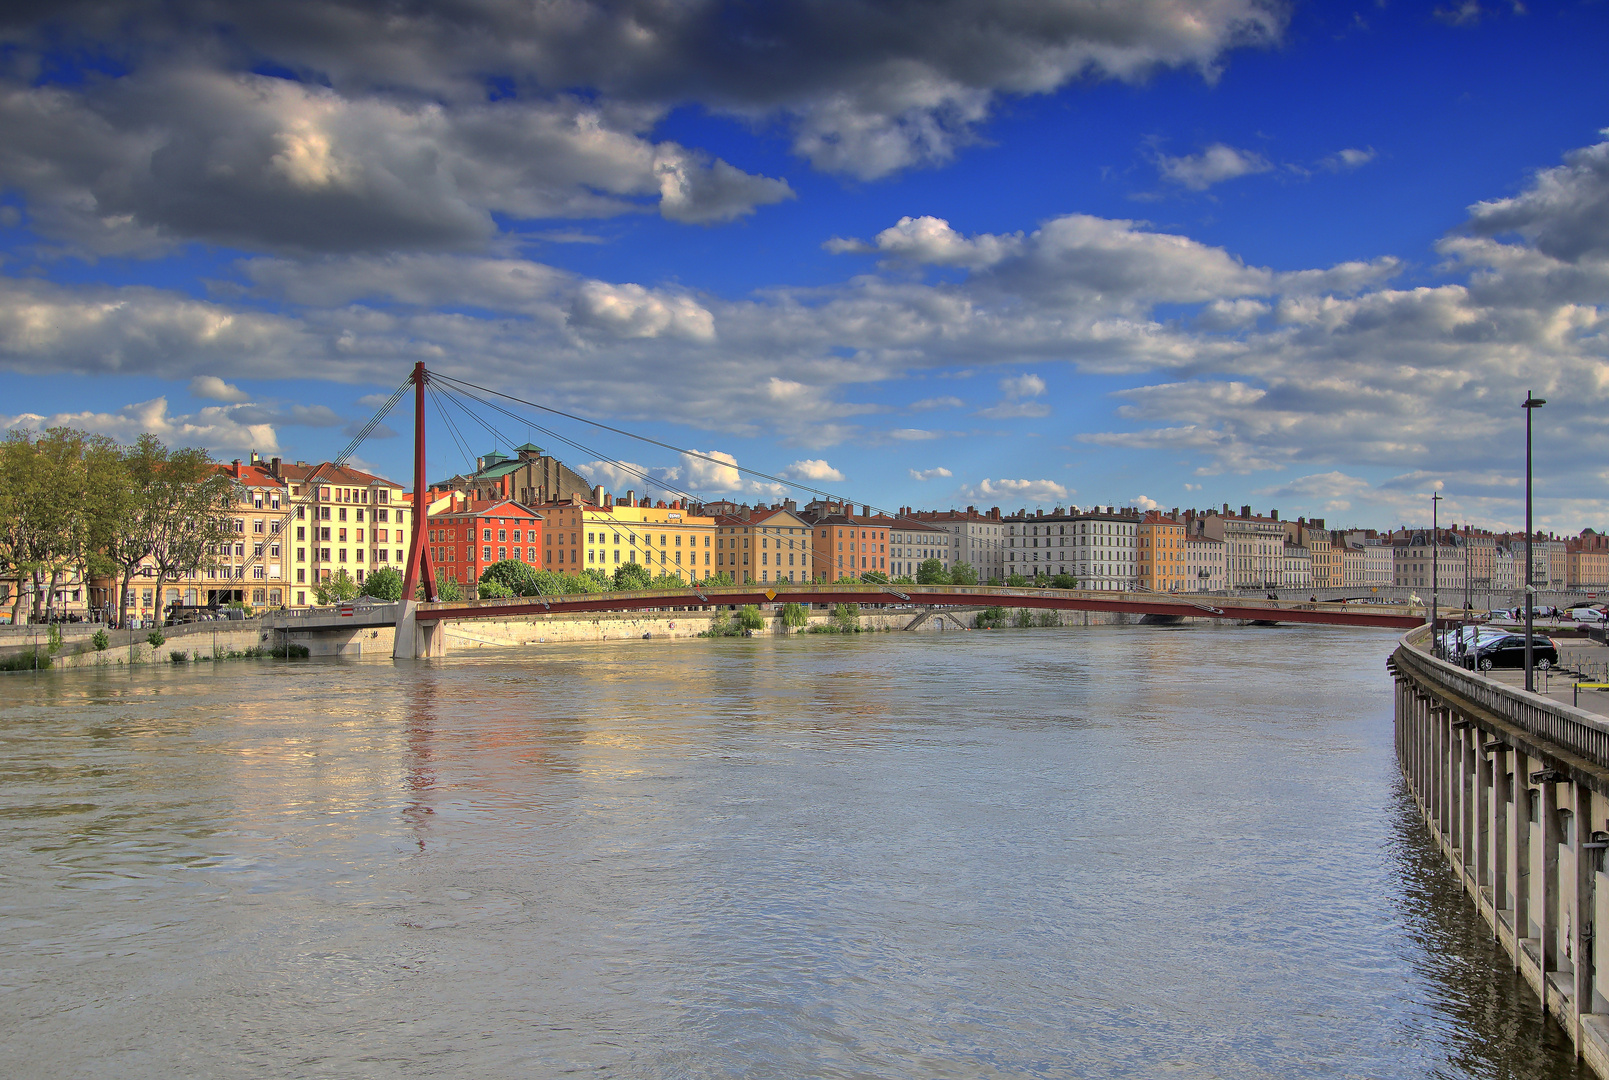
[0,624,1585,1078]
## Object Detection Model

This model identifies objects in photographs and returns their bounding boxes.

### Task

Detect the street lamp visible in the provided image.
[1431,491,1442,654]
[1524,391,1546,692]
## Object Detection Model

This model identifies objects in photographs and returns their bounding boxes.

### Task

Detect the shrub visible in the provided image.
[1049,573,1077,589]
[0,649,49,671]
[975,606,1009,629]
[170,649,189,663]
[1013,608,1034,628]
[860,571,890,584]
[46,624,63,654]
[1035,610,1061,627]
[361,566,404,601]
[781,602,809,627]
[91,629,110,651]
[313,570,359,605]
[478,578,515,599]
[737,604,766,631]
[147,630,166,648]
[1006,573,1031,588]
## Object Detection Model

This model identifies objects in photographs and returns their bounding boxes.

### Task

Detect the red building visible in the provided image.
[426,494,543,587]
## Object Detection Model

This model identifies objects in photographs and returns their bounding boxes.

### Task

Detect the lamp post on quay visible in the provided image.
[1431,492,1442,655]
[1524,391,1546,692]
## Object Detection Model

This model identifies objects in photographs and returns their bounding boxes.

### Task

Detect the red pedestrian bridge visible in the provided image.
[392,582,1423,657]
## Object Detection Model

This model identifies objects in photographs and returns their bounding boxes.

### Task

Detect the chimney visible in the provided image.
[626,490,635,507]
[862,504,872,517]
[269,456,281,477]
[604,493,613,509]
[1270,509,1279,521]
[1036,509,1044,517]
[741,505,751,519]
[249,450,261,465]
[593,484,605,505]
[991,507,1000,520]
[1241,505,1252,518]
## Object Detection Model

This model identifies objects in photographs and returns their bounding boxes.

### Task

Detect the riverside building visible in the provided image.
[1197,506,1285,592]
[275,458,410,606]
[1185,534,1226,592]
[889,518,952,580]
[1138,511,1187,592]
[427,497,543,587]
[809,506,894,579]
[1004,507,1138,590]
[712,506,814,584]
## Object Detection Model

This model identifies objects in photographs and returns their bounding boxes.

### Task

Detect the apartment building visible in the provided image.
[1281,542,1313,590]
[1185,534,1226,592]
[1336,531,1393,589]
[568,496,718,581]
[901,506,1008,583]
[427,496,543,587]
[1138,511,1187,592]
[1196,506,1286,591]
[1003,507,1138,590]
[274,458,410,606]
[1285,518,1337,588]
[811,506,894,579]
[712,506,814,584]
[1392,529,1467,593]
[889,518,952,580]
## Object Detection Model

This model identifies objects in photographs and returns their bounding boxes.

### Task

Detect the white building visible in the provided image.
[1004,507,1138,590]
[1199,507,1286,591]
[1282,542,1314,590]
[903,507,1008,582]
[1185,535,1226,592]
[1392,530,1467,594]
[889,518,952,579]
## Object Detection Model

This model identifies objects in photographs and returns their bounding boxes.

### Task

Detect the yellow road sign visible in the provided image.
[764,589,776,600]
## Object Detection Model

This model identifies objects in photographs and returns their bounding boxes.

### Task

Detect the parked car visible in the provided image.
[1459,632,1559,671]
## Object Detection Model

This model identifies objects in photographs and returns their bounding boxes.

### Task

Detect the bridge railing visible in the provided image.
[1394,626,1609,771]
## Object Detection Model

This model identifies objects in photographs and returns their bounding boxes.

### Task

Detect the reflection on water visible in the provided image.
[0,625,1584,1078]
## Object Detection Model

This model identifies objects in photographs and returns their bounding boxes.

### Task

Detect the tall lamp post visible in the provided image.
[1524,391,1546,692]
[1431,492,1442,654]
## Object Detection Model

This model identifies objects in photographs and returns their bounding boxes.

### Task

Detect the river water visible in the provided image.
[0,624,1585,1078]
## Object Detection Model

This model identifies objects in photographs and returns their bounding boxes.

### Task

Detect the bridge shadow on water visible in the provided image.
[1386,775,1585,1079]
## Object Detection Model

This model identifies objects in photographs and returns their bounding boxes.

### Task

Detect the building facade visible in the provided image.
[427,497,543,588]
[1138,511,1187,592]
[1185,535,1226,592]
[1198,507,1286,591]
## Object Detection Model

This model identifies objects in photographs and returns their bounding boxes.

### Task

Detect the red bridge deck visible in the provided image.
[416,584,1425,630]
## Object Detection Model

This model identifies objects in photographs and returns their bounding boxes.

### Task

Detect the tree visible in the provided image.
[975,606,1008,629]
[737,604,766,631]
[706,571,735,586]
[147,447,236,613]
[361,566,403,601]
[481,558,541,596]
[477,578,514,598]
[581,567,612,592]
[949,561,979,586]
[313,569,359,605]
[781,601,809,627]
[613,561,652,591]
[1049,572,1077,589]
[831,602,861,632]
[417,576,463,601]
[860,570,890,584]
[1006,573,1031,587]
[916,558,949,585]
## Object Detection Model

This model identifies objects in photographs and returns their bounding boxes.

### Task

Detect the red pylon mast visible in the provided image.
[401,362,438,603]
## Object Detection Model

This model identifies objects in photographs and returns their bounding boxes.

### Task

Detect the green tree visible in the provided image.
[477,578,514,598]
[1006,572,1031,587]
[737,604,766,631]
[781,601,809,627]
[581,567,612,592]
[948,561,978,586]
[860,570,890,584]
[916,558,949,585]
[831,602,861,632]
[1013,607,1034,628]
[613,561,652,591]
[314,569,359,604]
[361,566,403,601]
[417,576,463,602]
[147,446,235,617]
[706,571,735,586]
[892,574,916,584]
[481,558,541,596]
[975,605,1008,629]
[1049,572,1077,589]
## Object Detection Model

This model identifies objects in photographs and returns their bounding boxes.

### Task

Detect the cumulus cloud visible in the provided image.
[1465,130,1609,261]
[979,371,1051,418]
[909,466,953,481]
[1156,143,1272,190]
[568,281,716,341]
[909,396,964,411]
[190,375,250,403]
[782,458,845,483]
[1131,494,1160,510]
[1321,147,1377,171]
[3,397,278,454]
[959,477,1070,504]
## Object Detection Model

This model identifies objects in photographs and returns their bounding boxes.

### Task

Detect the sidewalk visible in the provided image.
[1473,638,1609,720]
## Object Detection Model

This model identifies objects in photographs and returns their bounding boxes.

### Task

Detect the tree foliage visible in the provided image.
[949,561,979,586]
[916,558,949,585]
[481,558,541,596]
[613,560,652,591]
[1049,572,1077,589]
[737,604,766,631]
[361,566,403,601]
[314,569,359,604]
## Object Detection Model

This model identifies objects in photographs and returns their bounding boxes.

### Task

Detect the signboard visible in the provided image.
[764,589,776,600]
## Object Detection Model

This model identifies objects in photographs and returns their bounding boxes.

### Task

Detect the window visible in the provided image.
[483,546,492,561]
[484,529,492,542]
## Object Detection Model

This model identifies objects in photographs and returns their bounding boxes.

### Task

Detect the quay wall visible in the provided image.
[1392,630,1609,1074]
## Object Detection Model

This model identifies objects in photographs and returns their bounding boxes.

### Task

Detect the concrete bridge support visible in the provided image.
[1393,638,1609,1071]
[391,601,445,660]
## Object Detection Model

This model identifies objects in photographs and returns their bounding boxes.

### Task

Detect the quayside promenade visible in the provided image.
[1393,628,1609,1073]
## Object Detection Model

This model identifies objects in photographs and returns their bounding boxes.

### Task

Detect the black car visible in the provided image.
[1459,633,1558,671]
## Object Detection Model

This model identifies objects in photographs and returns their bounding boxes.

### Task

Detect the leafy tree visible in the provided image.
[361,566,403,601]
[613,561,652,591]
[860,570,890,584]
[477,578,514,598]
[831,602,861,632]
[891,575,916,584]
[1013,607,1034,628]
[1035,610,1061,627]
[147,447,235,616]
[916,558,949,585]
[949,561,979,586]
[313,569,359,605]
[650,571,686,589]
[706,571,735,586]
[1006,573,1031,587]
[834,574,861,584]
[581,567,612,592]
[737,604,766,631]
[481,558,541,596]
[781,601,809,627]
[1049,573,1077,589]
[417,576,464,601]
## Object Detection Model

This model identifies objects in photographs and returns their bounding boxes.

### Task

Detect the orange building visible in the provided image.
[809,506,893,580]
[1138,511,1187,592]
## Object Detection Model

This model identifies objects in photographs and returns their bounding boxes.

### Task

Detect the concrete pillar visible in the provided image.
[392,599,419,659]
[1476,732,1492,893]
[1513,752,1532,972]
[1573,783,1591,1050]
[1491,745,1510,919]
[1542,773,1561,983]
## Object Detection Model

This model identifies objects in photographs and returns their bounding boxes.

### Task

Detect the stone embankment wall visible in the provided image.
[23,624,270,671]
[1392,631,1609,1077]
[435,606,1148,650]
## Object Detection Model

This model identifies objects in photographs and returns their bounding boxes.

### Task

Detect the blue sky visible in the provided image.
[2,0,1607,532]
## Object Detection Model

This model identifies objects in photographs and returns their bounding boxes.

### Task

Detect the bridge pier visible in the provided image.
[1394,633,1609,1072]
[392,601,445,660]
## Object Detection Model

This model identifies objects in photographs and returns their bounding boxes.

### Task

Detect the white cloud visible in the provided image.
[999,373,1046,399]
[909,466,952,481]
[909,396,964,411]
[959,477,1070,504]
[889,428,942,441]
[979,371,1051,418]
[3,398,278,454]
[782,458,845,483]
[1131,495,1160,511]
[567,281,716,341]
[1322,147,1377,171]
[856,215,1025,268]
[189,375,250,403]
[1156,143,1272,190]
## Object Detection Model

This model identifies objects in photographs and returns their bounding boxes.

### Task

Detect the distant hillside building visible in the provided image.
[434,444,595,508]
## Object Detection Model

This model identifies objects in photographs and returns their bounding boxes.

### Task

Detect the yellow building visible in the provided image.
[713,507,815,584]
[577,498,717,581]
[276,459,411,606]
[1138,511,1187,592]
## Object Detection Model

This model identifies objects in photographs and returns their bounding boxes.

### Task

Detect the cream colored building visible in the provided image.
[581,498,717,581]
[1185,535,1226,592]
[275,459,411,607]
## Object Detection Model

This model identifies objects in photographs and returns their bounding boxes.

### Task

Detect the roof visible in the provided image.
[221,462,287,488]
[431,497,541,519]
[277,461,400,488]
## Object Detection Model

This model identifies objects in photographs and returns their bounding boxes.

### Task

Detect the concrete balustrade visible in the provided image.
[1393,629,1609,1069]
